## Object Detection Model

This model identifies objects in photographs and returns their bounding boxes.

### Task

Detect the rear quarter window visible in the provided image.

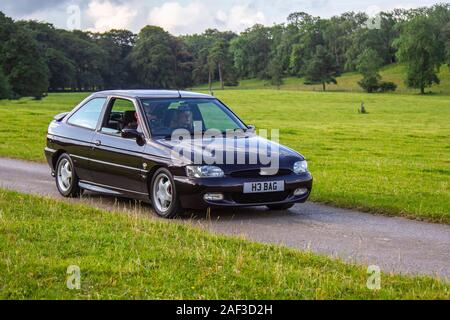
[67,98,106,130]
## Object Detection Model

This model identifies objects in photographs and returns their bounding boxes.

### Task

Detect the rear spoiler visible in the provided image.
[54,112,70,122]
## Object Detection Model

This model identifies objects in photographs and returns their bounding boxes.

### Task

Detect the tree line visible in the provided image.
[0,3,449,99]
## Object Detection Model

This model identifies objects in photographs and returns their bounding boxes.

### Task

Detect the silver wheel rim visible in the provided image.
[153,173,173,213]
[57,158,73,192]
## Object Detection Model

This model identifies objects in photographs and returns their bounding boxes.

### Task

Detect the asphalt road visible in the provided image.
[0,157,449,280]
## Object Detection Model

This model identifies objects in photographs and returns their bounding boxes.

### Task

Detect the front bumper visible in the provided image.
[174,172,313,209]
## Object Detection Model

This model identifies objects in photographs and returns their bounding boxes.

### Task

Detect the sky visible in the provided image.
[0,0,444,35]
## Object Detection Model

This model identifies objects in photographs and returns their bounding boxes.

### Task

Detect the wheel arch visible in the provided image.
[146,165,165,192]
[52,150,67,171]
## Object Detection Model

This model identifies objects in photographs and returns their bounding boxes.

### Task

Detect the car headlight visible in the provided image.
[186,166,224,178]
[293,161,308,174]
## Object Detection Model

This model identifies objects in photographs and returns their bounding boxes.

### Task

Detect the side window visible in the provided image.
[101,98,140,134]
[67,98,106,130]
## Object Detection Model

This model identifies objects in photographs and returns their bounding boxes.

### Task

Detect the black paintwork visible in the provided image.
[45,90,313,209]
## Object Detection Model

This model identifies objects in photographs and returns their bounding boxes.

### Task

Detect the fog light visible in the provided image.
[204,193,224,201]
[294,188,308,196]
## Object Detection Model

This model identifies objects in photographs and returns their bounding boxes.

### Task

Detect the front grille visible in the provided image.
[229,169,292,178]
[231,191,290,204]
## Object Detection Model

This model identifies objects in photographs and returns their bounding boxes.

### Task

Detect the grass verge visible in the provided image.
[0,189,448,299]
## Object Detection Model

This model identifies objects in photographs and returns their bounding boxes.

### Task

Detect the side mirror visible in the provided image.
[247,125,256,133]
[122,129,145,146]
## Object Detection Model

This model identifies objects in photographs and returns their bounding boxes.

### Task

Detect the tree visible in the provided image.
[171,37,194,89]
[0,69,11,99]
[94,30,136,89]
[0,13,49,98]
[208,39,228,90]
[287,13,324,77]
[395,16,446,94]
[2,27,49,98]
[305,45,339,91]
[45,48,76,91]
[323,12,368,72]
[268,57,284,89]
[183,29,236,89]
[230,25,272,79]
[356,49,383,92]
[130,26,190,89]
[444,22,450,68]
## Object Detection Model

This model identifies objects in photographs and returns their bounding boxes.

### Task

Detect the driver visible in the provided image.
[123,111,142,133]
[177,110,193,129]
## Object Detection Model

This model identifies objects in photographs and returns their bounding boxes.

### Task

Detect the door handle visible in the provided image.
[94,140,102,147]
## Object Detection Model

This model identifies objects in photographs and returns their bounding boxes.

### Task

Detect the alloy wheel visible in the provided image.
[57,158,72,192]
[153,173,173,213]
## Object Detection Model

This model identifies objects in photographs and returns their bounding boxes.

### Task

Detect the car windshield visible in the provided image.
[139,98,247,137]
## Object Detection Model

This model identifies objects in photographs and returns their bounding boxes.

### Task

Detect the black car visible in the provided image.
[45,90,313,218]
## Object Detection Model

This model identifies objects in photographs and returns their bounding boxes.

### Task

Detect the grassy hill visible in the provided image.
[192,64,450,94]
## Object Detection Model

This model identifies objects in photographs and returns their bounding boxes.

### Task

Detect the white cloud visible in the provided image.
[87,0,138,32]
[224,5,266,31]
[148,1,266,35]
[3,0,442,34]
[148,2,210,34]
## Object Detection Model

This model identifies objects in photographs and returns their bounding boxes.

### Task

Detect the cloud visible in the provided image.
[1,0,65,15]
[221,5,266,31]
[86,0,138,32]
[1,0,443,34]
[148,2,209,34]
[148,1,266,35]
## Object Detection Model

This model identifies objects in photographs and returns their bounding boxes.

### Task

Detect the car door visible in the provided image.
[88,97,147,194]
[63,97,107,182]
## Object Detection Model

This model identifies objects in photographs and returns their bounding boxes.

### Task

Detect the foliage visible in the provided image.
[0,69,11,99]
[356,49,383,93]
[130,26,180,89]
[305,45,339,91]
[378,81,397,92]
[395,14,447,94]
[0,13,48,99]
[268,57,284,88]
[230,25,272,79]
[0,4,449,97]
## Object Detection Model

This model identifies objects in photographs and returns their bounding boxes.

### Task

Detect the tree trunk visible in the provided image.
[208,68,212,94]
[218,62,224,90]
[420,85,425,95]
[322,82,326,92]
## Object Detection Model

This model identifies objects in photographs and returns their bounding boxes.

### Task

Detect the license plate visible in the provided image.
[243,181,285,194]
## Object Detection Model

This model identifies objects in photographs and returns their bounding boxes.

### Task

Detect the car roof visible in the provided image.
[92,90,214,99]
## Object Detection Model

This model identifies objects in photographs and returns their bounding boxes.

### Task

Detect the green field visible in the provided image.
[0,90,449,223]
[193,64,450,94]
[0,189,448,299]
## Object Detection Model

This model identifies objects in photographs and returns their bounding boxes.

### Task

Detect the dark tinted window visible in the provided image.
[67,98,105,130]
[140,98,246,137]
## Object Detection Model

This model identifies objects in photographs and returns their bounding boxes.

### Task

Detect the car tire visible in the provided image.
[55,153,82,197]
[266,203,295,211]
[150,168,184,219]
